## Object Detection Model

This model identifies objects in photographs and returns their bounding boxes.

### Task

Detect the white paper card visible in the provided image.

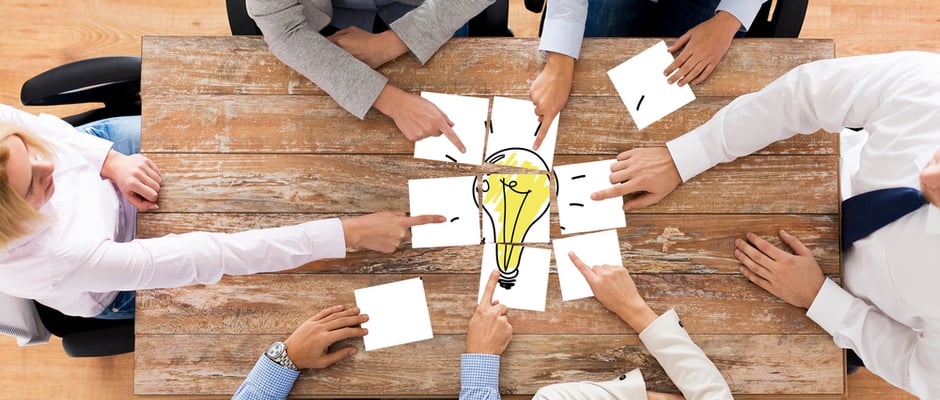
[354,277,434,351]
[478,244,550,311]
[554,159,626,235]
[415,92,489,165]
[552,230,623,301]
[485,96,558,171]
[409,176,481,248]
[480,173,551,244]
[607,40,696,130]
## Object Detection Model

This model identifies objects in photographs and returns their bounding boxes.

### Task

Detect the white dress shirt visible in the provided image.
[666,51,940,398]
[533,310,732,399]
[538,0,765,59]
[0,105,347,317]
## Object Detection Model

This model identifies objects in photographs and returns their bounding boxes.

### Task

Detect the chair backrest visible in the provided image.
[747,0,808,38]
[226,0,262,35]
[20,56,141,126]
[0,292,51,346]
[227,0,512,37]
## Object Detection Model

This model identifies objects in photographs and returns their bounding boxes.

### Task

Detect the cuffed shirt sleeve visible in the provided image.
[390,0,496,64]
[232,355,301,400]
[537,0,588,59]
[716,0,766,32]
[459,353,501,400]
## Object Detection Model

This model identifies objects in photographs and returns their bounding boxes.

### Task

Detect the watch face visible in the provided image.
[266,342,285,357]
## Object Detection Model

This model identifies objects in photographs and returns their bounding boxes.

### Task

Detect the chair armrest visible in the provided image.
[20,56,141,107]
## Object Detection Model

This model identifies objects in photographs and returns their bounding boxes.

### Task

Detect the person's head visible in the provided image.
[0,123,55,248]
[921,146,940,207]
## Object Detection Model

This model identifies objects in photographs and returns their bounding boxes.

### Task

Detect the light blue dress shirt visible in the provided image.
[539,0,766,59]
[459,353,502,400]
[232,355,301,400]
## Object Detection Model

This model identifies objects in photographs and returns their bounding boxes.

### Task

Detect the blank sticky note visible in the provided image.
[607,40,696,130]
[486,96,558,171]
[354,278,434,351]
[409,176,481,248]
[554,159,626,235]
[415,92,489,165]
[552,230,623,301]
[478,244,550,312]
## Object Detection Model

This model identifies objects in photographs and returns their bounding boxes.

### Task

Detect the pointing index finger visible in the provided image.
[481,269,499,305]
[568,251,595,280]
[441,124,466,154]
[406,214,447,227]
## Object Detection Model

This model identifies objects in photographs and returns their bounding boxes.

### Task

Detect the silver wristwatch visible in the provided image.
[265,341,299,371]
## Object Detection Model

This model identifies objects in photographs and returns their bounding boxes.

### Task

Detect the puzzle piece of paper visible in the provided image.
[478,244,550,312]
[552,230,623,301]
[409,176,481,248]
[607,40,696,130]
[354,277,434,351]
[485,96,558,171]
[480,173,551,244]
[415,92,489,165]
[554,159,626,235]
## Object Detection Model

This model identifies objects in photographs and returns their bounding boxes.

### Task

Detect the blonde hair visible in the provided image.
[0,122,54,249]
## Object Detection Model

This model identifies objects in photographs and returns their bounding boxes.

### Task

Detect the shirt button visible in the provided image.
[619,374,626,380]
[678,320,684,328]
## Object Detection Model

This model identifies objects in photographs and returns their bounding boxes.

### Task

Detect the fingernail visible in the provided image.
[350,348,358,355]
[780,229,788,235]
[149,204,159,210]
[590,192,599,200]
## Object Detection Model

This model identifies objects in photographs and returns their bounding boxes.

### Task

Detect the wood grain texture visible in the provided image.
[142,94,837,155]
[135,274,827,335]
[137,213,840,275]
[140,153,838,214]
[141,36,834,97]
[134,333,841,396]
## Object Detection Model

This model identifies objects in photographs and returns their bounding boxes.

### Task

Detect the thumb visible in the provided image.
[316,347,359,368]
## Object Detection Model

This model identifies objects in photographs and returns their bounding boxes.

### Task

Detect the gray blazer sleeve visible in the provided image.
[390,0,496,64]
[247,0,388,119]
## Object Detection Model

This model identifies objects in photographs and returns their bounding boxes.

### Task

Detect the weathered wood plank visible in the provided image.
[136,213,840,275]
[141,36,834,98]
[141,94,838,155]
[134,333,842,396]
[136,274,826,335]
[141,153,838,214]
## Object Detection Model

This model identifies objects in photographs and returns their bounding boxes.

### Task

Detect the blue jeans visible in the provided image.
[76,115,141,156]
[94,290,136,320]
[584,0,722,37]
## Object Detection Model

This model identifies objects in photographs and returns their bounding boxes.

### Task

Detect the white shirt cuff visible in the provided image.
[805,278,856,338]
[666,130,713,182]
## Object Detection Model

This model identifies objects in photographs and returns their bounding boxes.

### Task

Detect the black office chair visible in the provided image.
[13,57,140,357]
[226,0,512,37]
[523,0,808,38]
[20,56,141,127]
[747,0,809,38]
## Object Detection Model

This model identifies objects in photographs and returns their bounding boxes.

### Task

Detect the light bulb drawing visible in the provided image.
[475,148,551,290]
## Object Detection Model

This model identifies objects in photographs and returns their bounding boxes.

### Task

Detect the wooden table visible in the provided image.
[136,36,841,398]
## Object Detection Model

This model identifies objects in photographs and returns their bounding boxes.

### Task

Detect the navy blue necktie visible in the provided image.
[841,187,927,252]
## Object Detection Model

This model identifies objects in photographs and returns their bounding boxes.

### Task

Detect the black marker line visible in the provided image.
[571,174,586,180]
[489,120,494,134]
[569,202,585,207]
[445,154,457,162]
[533,121,542,137]
[560,226,566,231]
[450,217,460,222]
[637,95,645,111]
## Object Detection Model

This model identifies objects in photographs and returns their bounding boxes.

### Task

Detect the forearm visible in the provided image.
[390,0,495,64]
[639,310,733,400]
[247,0,388,118]
[538,0,588,59]
[71,219,346,293]
[807,279,940,398]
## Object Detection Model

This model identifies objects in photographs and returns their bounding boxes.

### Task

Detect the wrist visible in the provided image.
[377,30,408,63]
[714,10,744,33]
[340,218,361,249]
[373,84,405,118]
[100,150,121,180]
[614,301,658,333]
[544,52,575,75]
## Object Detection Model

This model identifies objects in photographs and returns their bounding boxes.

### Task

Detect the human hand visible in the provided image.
[664,11,742,86]
[327,26,408,69]
[373,85,466,153]
[735,230,825,309]
[341,211,445,253]
[100,150,162,210]
[529,52,574,150]
[466,270,513,355]
[568,252,658,332]
[920,147,940,206]
[283,304,368,369]
[590,147,681,211]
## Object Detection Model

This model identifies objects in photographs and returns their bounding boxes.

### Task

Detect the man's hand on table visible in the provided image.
[735,230,825,309]
[466,270,513,355]
[591,147,682,211]
[664,11,741,86]
[284,304,368,369]
[341,211,446,253]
